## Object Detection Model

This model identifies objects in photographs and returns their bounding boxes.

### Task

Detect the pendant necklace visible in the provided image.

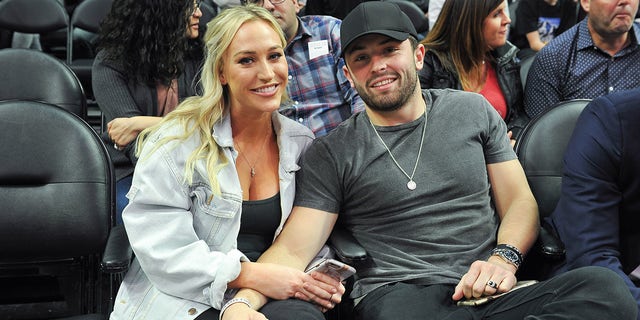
[368,107,427,191]
[234,131,270,178]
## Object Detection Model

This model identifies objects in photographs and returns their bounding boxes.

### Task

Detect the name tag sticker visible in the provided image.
[308,40,329,60]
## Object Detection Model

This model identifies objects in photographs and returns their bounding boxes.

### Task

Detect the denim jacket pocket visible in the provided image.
[190,185,241,247]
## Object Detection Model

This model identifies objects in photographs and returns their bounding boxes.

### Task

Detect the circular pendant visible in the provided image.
[407,180,417,190]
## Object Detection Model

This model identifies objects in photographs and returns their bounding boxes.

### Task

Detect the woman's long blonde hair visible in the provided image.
[136,5,287,195]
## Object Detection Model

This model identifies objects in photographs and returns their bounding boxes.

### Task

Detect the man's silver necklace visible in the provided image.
[368,108,427,191]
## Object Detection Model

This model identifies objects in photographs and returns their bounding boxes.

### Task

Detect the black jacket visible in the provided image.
[419,42,529,138]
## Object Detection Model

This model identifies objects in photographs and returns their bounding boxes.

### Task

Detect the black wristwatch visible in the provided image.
[490,244,523,269]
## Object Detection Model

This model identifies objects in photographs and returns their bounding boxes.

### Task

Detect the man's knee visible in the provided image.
[563,266,637,318]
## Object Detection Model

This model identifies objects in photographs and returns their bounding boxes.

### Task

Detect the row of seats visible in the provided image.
[0,0,113,131]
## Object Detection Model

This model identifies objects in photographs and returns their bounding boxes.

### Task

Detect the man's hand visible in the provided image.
[452,257,517,301]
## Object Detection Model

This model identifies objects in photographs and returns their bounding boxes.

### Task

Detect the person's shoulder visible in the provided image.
[540,22,579,52]
[426,88,492,117]
[589,87,640,115]
[427,88,484,105]
[313,112,363,144]
[300,14,342,26]
[299,14,341,32]
[273,112,315,141]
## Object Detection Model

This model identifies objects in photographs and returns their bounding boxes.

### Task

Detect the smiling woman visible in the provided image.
[418,0,529,142]
[107,5,332,320]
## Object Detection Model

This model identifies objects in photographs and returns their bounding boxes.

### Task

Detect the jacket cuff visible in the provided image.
[205,249,249,309]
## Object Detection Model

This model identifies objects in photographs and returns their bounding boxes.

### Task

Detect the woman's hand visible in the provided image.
[295,270,346,312]
[452,258,517,301]
[108,116,162,149]
[108,117,141,148]
[221,303,267,320]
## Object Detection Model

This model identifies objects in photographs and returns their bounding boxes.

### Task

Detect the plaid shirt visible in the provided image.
[279,15,364,137]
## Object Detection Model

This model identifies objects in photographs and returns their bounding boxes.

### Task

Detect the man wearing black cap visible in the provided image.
[221,2,637,319]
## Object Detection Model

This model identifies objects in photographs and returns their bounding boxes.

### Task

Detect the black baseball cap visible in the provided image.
[340,2,418,56]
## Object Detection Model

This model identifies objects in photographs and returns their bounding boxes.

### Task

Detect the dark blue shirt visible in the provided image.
[549,88,640,318]
[524,19,640,118]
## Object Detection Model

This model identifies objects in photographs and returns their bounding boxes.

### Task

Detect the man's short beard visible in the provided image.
[356,70,417,113]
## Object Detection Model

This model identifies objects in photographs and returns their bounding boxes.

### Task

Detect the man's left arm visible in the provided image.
[453,159,539,300]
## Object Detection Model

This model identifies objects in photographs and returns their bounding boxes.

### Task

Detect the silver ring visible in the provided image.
[114,143,119,150]
[486,280,498,289]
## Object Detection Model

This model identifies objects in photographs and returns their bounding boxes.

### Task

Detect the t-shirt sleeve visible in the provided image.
[481,98,518,164]
[516,0,541,35]
[294,139,342,214]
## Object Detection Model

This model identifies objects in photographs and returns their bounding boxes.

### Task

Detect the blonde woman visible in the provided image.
[110,5,342,320]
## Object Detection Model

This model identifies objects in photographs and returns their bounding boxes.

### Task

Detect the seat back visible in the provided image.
[69,0,113,61]
[0,100,114,316]
[0,0,70,62]
[382,0,429,35]
[0,48,87,119]
[68,0,113,108]
[519,53,535,89]
[514,99,591,219]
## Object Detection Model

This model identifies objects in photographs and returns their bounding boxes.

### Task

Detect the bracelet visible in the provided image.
[490,244,523,269]
[219,297,252,320]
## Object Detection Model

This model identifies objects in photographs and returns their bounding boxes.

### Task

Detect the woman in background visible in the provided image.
[419,0,527,142]
[93,0,204,223]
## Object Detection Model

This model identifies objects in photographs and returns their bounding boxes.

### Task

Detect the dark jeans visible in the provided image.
[354,266,637,320]
[115,174,132,225]
[195,298,324,320]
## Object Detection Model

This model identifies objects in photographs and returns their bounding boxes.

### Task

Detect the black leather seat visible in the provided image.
[0,0,70,62]
[0,48,87,119]
[68,0,114,102]
[513,99,591,279]
[519,53,535,89]
[0,100,131,318]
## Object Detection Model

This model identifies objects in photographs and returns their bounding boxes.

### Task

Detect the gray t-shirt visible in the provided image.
[295,89,517,299]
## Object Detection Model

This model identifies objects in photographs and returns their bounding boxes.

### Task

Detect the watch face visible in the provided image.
[502,250,518,262]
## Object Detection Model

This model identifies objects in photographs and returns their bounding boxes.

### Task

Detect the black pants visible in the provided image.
[195,298,324,320]
[354,266,637,320]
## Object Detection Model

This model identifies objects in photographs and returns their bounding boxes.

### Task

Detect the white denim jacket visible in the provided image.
[110,111,314,320]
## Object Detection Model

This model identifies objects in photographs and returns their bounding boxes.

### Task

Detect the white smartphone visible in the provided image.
[305,258,356,281]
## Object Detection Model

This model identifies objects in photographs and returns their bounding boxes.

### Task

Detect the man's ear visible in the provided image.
[579,0,589,14]
[343,64,355,88]
[415,43,425,71]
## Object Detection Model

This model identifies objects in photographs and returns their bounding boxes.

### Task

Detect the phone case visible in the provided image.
[456,280,538,306]
[305,258,356,281]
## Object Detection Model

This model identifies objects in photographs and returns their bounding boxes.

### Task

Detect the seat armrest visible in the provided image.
[327,228,368,266]
[101,225,133,273]
[536,225,565,260]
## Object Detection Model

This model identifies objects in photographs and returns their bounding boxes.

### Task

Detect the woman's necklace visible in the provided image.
[234,131,270,178]
[368,107,427,191]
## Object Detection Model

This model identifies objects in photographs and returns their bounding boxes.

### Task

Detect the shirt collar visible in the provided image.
[291,17,312,44]
[577,18,640,51]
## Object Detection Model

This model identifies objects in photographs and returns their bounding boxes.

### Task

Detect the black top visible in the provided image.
[512,0,579,50]
[238,193,282,261]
